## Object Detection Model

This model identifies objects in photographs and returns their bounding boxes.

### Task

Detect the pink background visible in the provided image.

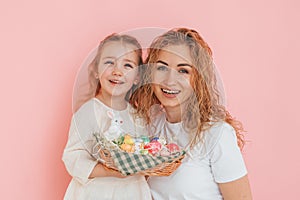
[1,0,299,199]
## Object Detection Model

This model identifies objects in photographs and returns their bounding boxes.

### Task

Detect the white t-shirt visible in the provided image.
[62,98,151,200]
[147,111,247,200]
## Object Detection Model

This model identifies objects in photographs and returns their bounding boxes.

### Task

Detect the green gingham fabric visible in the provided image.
[109,149,185,176]
[93,133,185,176]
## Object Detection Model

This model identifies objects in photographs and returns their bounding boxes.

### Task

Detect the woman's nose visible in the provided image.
[164,68,178,85]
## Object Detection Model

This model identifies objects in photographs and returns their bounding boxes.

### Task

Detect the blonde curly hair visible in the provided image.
[131,28,245,149]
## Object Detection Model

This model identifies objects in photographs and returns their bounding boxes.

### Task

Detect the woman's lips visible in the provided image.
[161,88,180,98]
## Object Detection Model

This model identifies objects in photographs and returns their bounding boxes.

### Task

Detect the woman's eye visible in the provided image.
[124,63,134,69]
[157,65,168,71]
[178,68,189,74]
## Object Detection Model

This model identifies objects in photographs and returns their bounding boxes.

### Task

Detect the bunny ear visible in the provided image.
[107,110,114,119]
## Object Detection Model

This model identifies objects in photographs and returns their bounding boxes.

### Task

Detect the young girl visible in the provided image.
[62,33,151,200]
[132,28,253,199]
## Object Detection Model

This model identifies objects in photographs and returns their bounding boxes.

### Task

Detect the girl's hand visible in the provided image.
[89,163,126,179]
[105,166,127,178]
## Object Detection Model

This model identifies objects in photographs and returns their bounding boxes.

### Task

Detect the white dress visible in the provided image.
[62,98,151,200]
[147,111,248,200]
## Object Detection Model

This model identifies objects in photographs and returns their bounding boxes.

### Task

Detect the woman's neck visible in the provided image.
[164,107,182,123]
[96,93,127,110]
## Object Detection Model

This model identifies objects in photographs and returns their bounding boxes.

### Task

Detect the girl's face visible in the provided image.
[97,41,139,100]
[152,44,194,111]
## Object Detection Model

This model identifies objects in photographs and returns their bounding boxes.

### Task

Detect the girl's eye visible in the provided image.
[104,61,114,65]
[157,65,168,71]
[124,63,134,69]
[178,68,189,74]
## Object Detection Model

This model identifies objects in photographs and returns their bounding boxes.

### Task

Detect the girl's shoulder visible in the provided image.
[74,98,106,117]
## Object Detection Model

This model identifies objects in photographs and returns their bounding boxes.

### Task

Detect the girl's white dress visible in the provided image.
[62,98,151,200]
[147,109,248,200]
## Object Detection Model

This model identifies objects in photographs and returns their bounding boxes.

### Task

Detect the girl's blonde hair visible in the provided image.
[131,28,245,149]
[76,33,143,109]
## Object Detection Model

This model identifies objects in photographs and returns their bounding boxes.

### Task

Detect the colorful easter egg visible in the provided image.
[123,134,134,145]
[120,143,135,153]
[144,141,162,155]
[141,136,150,144]
[166,143,180,153]
[139,149,149,155]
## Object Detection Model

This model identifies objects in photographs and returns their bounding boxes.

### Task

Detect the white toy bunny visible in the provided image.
[103,110,124,140]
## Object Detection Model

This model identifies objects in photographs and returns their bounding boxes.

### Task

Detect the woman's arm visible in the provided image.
[218,175,252,200]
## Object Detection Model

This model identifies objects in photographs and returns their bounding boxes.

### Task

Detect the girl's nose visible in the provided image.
[112,63,123,76]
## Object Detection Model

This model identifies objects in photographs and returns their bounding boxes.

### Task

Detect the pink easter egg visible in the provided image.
[144,141,162,155]
[166,143,180,153]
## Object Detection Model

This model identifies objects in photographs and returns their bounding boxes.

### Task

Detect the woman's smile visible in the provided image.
[152,44,194,109]
[161,87,181,98]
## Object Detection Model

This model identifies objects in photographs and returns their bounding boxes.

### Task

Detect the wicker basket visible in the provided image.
[93,135,185,176]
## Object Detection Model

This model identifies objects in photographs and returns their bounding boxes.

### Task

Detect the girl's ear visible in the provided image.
[94,71,99,79]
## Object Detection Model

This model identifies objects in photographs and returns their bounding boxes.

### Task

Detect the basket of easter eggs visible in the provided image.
[93,133,185,176]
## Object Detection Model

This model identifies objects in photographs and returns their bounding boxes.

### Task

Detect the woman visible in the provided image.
[131,28,252,199]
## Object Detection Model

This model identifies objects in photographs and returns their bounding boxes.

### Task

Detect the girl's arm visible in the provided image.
[63,115,125,184]
[218,175,252,200]
[89,163,125,179]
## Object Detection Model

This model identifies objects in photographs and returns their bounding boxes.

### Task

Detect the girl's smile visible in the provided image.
[96,41,139,109]
[108,78,125,85]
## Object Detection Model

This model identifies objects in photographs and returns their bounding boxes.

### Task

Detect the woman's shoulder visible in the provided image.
[197,121,236,153]
[204,121,236,142]
[208,121,235,135]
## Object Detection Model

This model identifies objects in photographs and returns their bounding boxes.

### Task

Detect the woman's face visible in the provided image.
[152,44,195,111]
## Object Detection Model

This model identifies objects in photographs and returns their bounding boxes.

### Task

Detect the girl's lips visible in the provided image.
[109,79,124,84]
